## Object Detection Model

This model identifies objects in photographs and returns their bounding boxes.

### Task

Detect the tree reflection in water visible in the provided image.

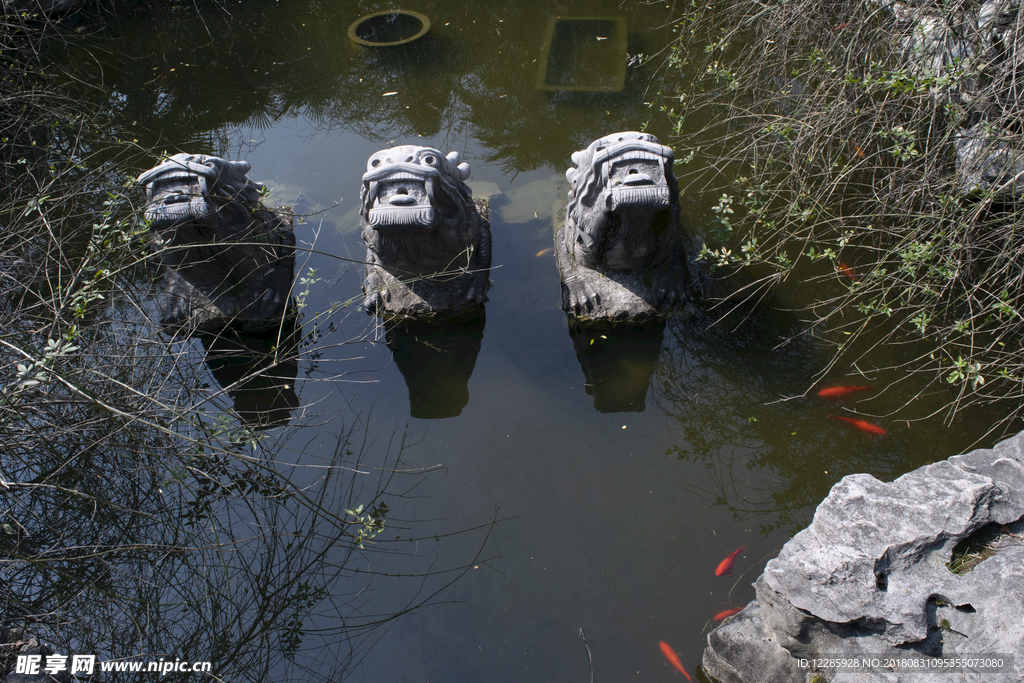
[652,303,914,536]
[1,290,496,680]
[0,237,496,679]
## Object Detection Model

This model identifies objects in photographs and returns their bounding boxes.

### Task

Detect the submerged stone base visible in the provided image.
[555,233,689,321]
[703,431,1024,683]
[363,260,489,318]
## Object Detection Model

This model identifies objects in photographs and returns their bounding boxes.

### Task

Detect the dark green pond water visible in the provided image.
[52,0,1020,680]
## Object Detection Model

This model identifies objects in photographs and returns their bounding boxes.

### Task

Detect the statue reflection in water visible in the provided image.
[198,319,300,429]
[569,319,665,413]
[384,310,485,420]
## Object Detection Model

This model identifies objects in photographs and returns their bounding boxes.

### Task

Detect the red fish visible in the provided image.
[839,262,859,280]
[713,607,743,621]
[828,414,885,435]
[715,544,746,577]
[817,385,871,399]
[854,145,866,158]
[659,642,693,681]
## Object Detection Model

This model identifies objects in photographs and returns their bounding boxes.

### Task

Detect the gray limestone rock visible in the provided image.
[896,4,975,91]
[136,153,295,335]
[703,600,813,683]
[359,145,491,318]
[555,132,690,321]
[702,430,1024,683]
[955,123,1024,200]
[892,0,1024,203]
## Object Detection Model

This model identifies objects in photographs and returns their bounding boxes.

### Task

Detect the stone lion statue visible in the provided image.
[137,153,295,333]
[360,145,491,317]
[555,132,690,320]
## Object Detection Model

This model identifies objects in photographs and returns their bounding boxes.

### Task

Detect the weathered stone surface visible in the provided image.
[893,0,1024,203]
[896,4,975,89]
[955,123,1024,200]
[703,430,1024,683]
[137,153,295,335]
[554,132,690,321]
[359,145,491,318]
[703,600,812,683]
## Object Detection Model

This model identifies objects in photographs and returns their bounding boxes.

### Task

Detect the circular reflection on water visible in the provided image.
[348,10,431,47]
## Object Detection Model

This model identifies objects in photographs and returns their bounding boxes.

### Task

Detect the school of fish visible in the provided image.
[658,375,884,678]
[818,381,885,433]
[653,546,750,681]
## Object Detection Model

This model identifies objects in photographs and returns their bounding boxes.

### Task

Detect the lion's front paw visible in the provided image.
[652,263,689,309]
[570,279,602,316]
[362,271,390,315]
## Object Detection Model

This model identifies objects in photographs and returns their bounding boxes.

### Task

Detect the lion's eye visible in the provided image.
[421,154,437,166]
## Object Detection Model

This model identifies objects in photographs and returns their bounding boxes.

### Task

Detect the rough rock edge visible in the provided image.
[893,0,1024,201]
[702,430,1024,683]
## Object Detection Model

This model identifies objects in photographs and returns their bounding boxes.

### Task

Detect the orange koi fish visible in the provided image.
[713,607,743,621]
[659,642,693,682]
[536,247,553,257]
[839,262,859,280]
[854,145,866,158]
[828,414,885,435]
[715,544,746,577]
[817,385,871,399]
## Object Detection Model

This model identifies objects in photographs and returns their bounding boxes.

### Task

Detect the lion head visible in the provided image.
[137,153,266,232]
[136,153,295,333]
[360,145,478,274]
[563,132,679,271]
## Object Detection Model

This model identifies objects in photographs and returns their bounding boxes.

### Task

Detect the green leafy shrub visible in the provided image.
[663,0,1024,433]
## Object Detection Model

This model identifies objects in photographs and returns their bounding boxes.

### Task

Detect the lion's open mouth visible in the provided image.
[607,152,671,210]
[365,173,435,228]
[609,184,671,210]
[144,176,215,230]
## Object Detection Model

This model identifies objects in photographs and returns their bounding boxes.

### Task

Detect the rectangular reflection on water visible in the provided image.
[536,17,627,92]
